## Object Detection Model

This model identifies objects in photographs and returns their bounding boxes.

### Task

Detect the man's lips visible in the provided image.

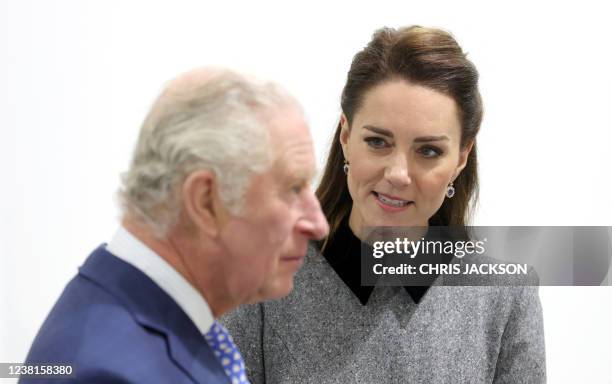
[280,255,305,268]
[281,249,307,262]
[281,255,304,261]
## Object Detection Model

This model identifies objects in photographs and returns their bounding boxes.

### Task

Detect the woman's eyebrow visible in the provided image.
[414,135,450,143]
[363,125,450,143]
[363,125,393,137]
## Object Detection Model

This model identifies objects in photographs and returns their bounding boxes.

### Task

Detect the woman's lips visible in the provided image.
[372,191,414,213]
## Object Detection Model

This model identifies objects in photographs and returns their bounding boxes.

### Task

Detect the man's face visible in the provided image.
[217,107,329,303]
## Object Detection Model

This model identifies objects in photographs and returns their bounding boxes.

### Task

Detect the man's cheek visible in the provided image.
[270,221,293,246]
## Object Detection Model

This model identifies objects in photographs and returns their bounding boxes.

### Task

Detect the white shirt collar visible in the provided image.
[105,226,214,334]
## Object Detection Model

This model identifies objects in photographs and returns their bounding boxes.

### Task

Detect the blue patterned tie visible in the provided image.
[204,320,250,384]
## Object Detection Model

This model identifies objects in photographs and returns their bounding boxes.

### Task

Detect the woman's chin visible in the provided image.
[365,213,425,229]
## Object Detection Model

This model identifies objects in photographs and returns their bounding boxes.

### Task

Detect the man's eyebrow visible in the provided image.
[285,168,315,184]
[363,125,393,137]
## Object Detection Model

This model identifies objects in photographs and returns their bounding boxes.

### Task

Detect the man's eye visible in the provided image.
[364,137,389,149]
[419,146,443,158]
[292,184,306,194]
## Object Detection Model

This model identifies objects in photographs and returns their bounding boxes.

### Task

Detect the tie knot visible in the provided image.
[204,320,250,384]
[205,320,233,345]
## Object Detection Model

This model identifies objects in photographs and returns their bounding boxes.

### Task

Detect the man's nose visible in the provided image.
[384,154,412,188]
[297,191,329,240]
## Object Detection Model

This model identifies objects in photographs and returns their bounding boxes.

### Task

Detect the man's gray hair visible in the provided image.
[119,68,299,237]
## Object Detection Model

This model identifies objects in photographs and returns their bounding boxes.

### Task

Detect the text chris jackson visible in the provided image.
[373,263,529,276]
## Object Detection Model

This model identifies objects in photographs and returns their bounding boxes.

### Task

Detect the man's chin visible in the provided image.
[251,278,295,302]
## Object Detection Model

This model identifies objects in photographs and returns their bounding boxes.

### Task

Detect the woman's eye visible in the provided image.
[364,137,389,149]
[419,146,443,158]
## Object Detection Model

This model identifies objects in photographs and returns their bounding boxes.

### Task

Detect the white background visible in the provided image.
[1,1,611,382]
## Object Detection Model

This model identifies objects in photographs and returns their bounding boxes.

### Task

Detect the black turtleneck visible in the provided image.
[321,219,432,305]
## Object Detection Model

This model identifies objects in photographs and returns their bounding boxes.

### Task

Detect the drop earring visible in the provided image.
[343,159,350,174]
[446,182,455,198]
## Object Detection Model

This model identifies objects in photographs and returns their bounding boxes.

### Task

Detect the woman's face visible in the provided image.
[340,80,473,236]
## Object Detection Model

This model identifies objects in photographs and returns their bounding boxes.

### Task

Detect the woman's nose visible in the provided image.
[384,155,412,188]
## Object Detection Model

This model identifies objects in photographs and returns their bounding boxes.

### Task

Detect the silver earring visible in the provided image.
[343,159,350,174]
[446,182,455,198]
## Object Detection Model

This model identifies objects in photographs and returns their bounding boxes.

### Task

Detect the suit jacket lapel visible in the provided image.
[79,245,230,384]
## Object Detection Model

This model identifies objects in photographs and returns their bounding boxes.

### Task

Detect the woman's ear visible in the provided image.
[453,140,475,181]
[339,113,350,159]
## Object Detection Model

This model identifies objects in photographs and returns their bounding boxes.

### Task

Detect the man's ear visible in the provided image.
[181,169,223,238]
[453,140,475,181]
[339,113,350,159]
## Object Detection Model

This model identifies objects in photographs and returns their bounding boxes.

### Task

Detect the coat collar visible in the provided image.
[321,219,446,305]
[79,245,230,384]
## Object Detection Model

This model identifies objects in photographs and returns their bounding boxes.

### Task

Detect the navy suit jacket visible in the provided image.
[22,245,230,383]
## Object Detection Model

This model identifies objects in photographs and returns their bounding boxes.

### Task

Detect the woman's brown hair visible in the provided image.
[316,26,483,248]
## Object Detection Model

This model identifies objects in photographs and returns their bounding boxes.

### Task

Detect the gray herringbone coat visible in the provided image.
[222,244,546,384]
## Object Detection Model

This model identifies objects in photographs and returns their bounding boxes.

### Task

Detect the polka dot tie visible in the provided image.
[204,320,250,384]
